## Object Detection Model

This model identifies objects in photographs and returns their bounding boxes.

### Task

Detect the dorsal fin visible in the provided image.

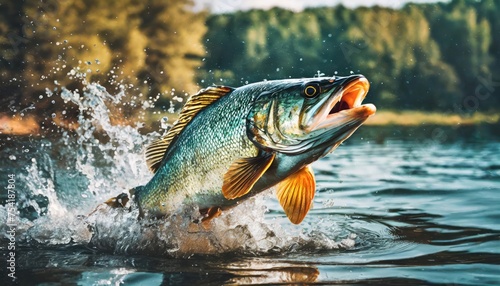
[145,86,234,173]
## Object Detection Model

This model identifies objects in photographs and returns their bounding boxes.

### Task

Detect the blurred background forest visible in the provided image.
[0,0,499,133]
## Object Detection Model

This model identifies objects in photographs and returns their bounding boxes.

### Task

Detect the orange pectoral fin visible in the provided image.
[222,152,275,200]
[277,165,316,224]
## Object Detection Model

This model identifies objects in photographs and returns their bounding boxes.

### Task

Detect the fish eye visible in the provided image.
[302,83,320,98]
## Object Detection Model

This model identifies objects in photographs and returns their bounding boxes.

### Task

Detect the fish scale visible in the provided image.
[130,75,376,224]
[136,85,259,216]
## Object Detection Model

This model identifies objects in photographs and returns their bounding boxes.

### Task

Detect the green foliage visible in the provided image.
[201,1,500,112]
[0,0,205,122]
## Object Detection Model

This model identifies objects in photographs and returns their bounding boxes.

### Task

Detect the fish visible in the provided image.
[115,75,375,224]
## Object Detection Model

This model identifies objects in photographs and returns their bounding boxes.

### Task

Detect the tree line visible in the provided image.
[201,0,500,113]
[0,0,499,126]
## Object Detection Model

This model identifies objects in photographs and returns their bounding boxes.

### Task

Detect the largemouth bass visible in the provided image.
[116,75,375,224]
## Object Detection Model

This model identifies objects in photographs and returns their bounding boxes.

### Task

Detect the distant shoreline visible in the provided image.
[1,110,498,136]
[364,110,500,126]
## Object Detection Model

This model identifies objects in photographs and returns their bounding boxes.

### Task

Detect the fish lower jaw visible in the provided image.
[332,102,376,115]
[317,103,376,129]
[351,103,376,117]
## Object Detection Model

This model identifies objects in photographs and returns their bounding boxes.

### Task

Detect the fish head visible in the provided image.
[247,75,376,156]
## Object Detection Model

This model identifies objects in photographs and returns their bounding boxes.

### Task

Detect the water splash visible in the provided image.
[1,79,356,257]
[85,193,353,258]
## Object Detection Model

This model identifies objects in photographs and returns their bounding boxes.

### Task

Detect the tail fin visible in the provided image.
[104,192,129,208]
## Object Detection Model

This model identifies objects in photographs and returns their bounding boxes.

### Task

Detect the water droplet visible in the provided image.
[161,117,171,130]
[315,70,325,77]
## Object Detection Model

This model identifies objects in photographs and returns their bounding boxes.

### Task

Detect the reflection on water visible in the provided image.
[1,125,500,285]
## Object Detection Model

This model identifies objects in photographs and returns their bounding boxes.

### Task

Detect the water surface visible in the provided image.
[1,104,499,285]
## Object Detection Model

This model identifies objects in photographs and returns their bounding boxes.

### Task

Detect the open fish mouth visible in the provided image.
[329,77,371,114]
[315,76,376,131]
[329,76,375,116]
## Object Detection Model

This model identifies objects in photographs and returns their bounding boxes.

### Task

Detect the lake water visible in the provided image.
[1,92,500,285]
